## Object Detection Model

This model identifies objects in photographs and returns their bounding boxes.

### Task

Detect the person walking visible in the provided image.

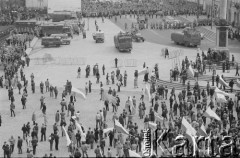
[94,145,102,157]
[45,79,50,92]
[40,123,47,141]
[77,67,81,78]
[114,58,118,68]
[102,65,105,75]
[17,136,23,154]
[81,142,88,158]
[48,133,54,151]
[2,142,10,158]
[76,130,81,147]
[236,63,239,76]
[54,87,58,99]
[8,136,15,154]
[40,81,44,94]
[10,102,15,117]
[89,80,92,93]
[54,133,59,150]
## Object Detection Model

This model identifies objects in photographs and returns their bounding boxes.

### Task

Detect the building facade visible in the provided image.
[203,0,240,26]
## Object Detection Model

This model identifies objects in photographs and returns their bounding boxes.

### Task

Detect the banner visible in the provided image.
[62,126,71,146]
[219,75,230,88]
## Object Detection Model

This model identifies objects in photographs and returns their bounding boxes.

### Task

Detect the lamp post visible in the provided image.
[211,0,215,29]
[87,15,89,31]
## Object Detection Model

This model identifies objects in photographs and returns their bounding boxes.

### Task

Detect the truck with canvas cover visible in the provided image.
[50,34,71,45]
[92,31,105,43]
[40,24,64,36]
[171,28,201,47]
[50,11,77,22]
[64,20,80,34]
[114,32,132,52]
[41,37,62,47]
[131,28,144,42]
[14,20,37,30]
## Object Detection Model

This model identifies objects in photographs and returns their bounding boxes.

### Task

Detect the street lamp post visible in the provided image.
[211,0,214,29]
[87,16,89,31]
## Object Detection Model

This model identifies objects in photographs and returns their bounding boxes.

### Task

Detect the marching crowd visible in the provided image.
[1,1,240,158]
[1,42,240,157]
[81,0,201,18]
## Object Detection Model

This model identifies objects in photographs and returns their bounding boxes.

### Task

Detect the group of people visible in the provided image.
[81,0,203,19]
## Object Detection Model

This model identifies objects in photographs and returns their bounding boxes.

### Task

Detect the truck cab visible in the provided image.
[41,37,62,47]
[63,26,73,38]
[50,34,71,45]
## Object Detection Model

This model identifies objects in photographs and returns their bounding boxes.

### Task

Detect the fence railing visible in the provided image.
[161,48,184,59]
[31,57,87,65]
[110,58,137,68]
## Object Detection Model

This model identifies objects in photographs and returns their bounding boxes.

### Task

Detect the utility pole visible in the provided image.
[211,0,214,29]
[197,0,200,20]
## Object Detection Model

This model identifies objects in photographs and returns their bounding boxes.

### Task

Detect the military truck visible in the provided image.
[171,28,201,47]
[41,37,62,47]
[50,34,71,45]
[40,24,73,37]
[92,31,105,43]
[114,32,132,52]
[40,24,64,37]
[131,28,144,42]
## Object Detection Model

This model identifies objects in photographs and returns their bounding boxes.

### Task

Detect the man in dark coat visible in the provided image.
[54,133,59,150]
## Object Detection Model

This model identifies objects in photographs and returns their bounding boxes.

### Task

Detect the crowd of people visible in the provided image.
[0,1,240,158]
[81,0,203,18]
[1,43,240,157]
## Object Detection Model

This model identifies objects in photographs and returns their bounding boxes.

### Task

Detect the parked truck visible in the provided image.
[114,32,132,52]
[171,28,201,47]
[40,24,73,37]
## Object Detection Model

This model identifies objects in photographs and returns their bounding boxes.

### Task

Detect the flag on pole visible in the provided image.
[219,75,230,88]
[197,124,208,137]
[103,127,114,134]
[129,149,141,157]
[114,119,129,135]
[187,64,195,80]
[75,122,86,142]
[181,117,197,136]
[71,87,86,99]
[236,79,240,88]
[203,107,221,121]
[185,130,197,157]
[128,96,136,115]
[215,93,227,103]
[145,83,151,102]
[138,67,148,76]
[214,87,229,96]
[149,122,157,130]
[102,92,117,105]
[155,112,164,122]
[62,126,71,146]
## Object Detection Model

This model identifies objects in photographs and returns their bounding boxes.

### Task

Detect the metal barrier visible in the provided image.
[161,48,184,59]
[32,57,87,65]
[124,59,137,67]
[110,59,137,68]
